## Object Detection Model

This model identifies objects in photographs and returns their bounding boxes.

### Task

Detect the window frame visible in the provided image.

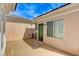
[47,19,64,39]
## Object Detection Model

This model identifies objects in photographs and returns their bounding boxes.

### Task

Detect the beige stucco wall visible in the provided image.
[36,4,79,55]
[5,21,35,42]
[43,11,79,55]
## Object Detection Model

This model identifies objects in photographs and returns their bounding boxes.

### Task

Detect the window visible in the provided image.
[47,21,53,37]
[54,20,64,38]
[47,19,64,39]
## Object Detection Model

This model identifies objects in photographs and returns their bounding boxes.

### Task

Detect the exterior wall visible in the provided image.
[5,22,35,42]
[37,9,79,55]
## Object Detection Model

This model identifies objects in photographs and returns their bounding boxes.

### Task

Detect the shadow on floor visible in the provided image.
[22,28,75,56]
[39,43,75,56]
[23,38,75,56]
[23,28,38,49]
[23,39,39,49]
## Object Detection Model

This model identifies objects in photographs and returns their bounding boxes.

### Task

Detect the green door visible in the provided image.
[38,24,43,42]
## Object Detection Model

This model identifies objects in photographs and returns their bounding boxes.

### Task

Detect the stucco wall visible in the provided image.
[40,10,79,55]
[5,22,35,42]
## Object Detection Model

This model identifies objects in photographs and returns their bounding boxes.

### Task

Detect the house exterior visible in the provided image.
[35,4,79,55]
[0,3,35,55]
[1,3,79,56]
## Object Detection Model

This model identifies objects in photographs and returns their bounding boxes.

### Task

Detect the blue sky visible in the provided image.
[10,3,66,20]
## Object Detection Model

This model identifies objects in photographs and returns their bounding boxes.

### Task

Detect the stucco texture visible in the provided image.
[5,22,35,42]
[42,10,79,55]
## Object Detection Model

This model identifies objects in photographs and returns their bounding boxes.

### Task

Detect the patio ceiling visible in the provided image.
[1,3,16,15]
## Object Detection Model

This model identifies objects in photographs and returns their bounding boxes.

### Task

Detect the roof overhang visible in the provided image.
[35,4,79,23]
[6,16,34,24]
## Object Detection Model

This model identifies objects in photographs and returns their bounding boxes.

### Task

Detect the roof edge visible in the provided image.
[34,3,70,19]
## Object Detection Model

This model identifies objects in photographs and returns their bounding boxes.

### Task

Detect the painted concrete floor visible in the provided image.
[5,39,67,56]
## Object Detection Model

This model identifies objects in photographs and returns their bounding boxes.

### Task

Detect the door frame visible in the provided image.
[38,23,44,42]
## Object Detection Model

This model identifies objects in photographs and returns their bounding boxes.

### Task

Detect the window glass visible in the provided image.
[54,20,64,38]
[47,21,53,37]
[47,19,64,39]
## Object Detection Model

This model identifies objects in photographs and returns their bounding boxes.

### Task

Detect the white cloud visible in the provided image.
[14,4,39,18]
[10,3,57,19]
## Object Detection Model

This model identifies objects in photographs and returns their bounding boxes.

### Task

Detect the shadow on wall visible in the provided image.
[23,28,36,40]
[22,28,39,49]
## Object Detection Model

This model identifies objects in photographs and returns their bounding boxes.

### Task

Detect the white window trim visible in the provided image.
[47,19,64,39]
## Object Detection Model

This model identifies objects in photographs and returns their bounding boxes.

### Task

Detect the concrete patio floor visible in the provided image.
[5,39,70,56]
